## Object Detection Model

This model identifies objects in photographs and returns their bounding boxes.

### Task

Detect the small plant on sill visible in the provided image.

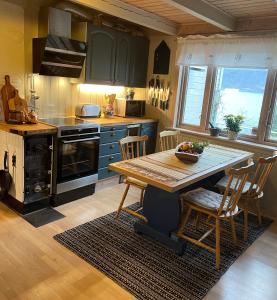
[224,114,244,140]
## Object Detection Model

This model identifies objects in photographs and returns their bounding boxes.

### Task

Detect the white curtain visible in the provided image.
[176,34,277,68]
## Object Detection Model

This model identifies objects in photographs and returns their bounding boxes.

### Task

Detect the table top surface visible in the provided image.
[108,145,253,193]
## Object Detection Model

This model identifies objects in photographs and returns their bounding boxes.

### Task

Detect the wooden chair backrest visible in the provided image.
[248,151,277,196]
[218,162,254,216]
[119,135,148,161]
[160,130,180,151]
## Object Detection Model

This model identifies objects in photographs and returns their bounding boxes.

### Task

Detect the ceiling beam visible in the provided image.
[164,0,235,31]
[70,0,178,35]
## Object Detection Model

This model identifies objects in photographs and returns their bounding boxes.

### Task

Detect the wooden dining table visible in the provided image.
[109,144,253,254]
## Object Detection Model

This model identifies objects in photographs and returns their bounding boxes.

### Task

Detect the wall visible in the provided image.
[145,35,177,131]
[0,0,25,120]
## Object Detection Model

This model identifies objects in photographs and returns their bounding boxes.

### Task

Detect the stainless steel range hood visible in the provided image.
[33,7,87,78]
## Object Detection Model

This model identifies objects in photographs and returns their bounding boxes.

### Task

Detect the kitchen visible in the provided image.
[1,0,277,300]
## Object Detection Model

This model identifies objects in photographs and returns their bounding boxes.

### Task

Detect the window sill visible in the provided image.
[173,127,277,153]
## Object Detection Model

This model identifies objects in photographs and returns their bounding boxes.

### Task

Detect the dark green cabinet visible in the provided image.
[85,24,149,87]
[86,24,117,84]
[128,36,149,88]
[115,32,131,85]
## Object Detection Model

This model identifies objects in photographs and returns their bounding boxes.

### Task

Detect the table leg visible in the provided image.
[133,171,225,255]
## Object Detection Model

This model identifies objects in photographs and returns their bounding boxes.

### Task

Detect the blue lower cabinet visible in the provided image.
[99,142,120,156]
[98,153,122,169]
[98,167,118,180]
[141,122,158,154]
[100,129,127,144]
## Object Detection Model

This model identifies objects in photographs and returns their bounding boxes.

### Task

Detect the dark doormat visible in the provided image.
[23,207,65,228]
[54,203,273,300]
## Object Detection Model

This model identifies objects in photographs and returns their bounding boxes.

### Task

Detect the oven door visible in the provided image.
[57,135,99,185]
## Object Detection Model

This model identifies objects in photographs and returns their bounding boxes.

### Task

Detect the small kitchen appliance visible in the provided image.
[75,104,101,118]
[115,98,145,117]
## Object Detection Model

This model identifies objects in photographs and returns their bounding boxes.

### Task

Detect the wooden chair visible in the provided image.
[116,135,148,222]
[159,130,180,151]
[216,151,277,240]
[177,163,254,270]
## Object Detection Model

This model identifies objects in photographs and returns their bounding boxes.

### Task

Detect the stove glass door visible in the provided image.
[57,136,99,183]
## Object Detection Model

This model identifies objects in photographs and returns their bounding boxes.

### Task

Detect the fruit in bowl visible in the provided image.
[176,141,209,162]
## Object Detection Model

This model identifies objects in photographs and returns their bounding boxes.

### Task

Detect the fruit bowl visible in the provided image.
[175,141,208,163]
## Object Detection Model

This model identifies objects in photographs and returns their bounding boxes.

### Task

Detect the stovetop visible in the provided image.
[39,117,88,127]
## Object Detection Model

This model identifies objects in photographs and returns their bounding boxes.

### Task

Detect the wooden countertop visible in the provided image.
[0,122,57,136]
[79,116,158,126]
[0,117,157,136]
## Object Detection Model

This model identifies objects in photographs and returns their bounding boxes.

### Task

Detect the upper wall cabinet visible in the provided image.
[85,24,149,87]
[129,36,149,88]
[86,24,117,85]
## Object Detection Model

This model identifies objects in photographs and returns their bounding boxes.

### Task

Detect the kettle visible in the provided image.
[0,151,12,199]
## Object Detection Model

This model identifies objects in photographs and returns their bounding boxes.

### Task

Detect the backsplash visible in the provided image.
[31,75,147,118]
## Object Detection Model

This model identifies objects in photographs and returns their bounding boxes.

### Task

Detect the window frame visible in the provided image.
[177,65,214,132]
[176,65,277,146]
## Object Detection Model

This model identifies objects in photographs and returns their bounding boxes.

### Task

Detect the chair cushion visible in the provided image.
[215,175,255,194]
[125,177,147,188]
[180,188,229,211]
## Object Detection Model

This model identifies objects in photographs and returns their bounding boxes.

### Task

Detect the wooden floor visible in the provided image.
[0,179,277,300]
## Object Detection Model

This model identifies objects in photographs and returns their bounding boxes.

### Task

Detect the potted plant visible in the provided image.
[224,114,244,140]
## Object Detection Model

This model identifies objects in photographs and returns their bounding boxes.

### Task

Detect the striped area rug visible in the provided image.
[54,204,272,300]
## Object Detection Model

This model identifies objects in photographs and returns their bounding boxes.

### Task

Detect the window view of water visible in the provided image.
[181,66,277,140]
[210,68,268,136]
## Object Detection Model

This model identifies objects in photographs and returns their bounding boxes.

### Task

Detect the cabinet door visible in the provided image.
[114,32,130,86]
[129,36,149,88]
[86,24,117,84]
[5,132,24,202]
[141,123,157,154]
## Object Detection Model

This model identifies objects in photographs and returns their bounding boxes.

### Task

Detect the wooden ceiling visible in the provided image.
[119,0,204,25]
[72,0,277,35]
[206,0,277,18]
[119,0,277,34]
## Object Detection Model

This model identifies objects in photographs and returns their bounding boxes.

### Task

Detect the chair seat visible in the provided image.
[216,175,257,195]
[180,188,231,212]
[125,177,147,188]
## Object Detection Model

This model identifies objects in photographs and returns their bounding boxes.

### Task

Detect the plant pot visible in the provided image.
[209,127,220,137]
[227,130,238,140]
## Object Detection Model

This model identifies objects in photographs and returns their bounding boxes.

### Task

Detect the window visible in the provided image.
[269,98,277,141]
[180,66,207,126]
[210,67,268,136]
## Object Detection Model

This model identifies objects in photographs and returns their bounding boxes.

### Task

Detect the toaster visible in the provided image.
[75,104,101,117]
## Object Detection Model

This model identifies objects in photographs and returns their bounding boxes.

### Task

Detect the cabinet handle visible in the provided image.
[111,133,116,137]
[109,156,114,161]
[112,127,116,131]
[110,145,115,149]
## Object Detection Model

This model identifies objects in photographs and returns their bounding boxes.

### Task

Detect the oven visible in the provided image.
[54,125,100,195]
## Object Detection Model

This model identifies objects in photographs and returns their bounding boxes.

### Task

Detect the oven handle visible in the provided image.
[61,137,100,144]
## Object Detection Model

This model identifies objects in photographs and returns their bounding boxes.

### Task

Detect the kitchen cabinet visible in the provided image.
[141,122,158,154]
[86,24,117,84]
[128,36,149,88]
[0,130,53,213]
[98,121,157,180]
[85,24,149,87]
[0,131,24,203]
[115,31,131,85]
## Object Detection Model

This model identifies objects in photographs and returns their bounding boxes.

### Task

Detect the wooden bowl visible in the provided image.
[175,143,201,163]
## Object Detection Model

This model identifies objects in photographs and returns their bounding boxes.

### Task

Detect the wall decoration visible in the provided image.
[153,40,170,75]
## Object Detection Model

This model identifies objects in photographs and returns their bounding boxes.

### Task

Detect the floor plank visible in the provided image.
[0,180,276,300]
